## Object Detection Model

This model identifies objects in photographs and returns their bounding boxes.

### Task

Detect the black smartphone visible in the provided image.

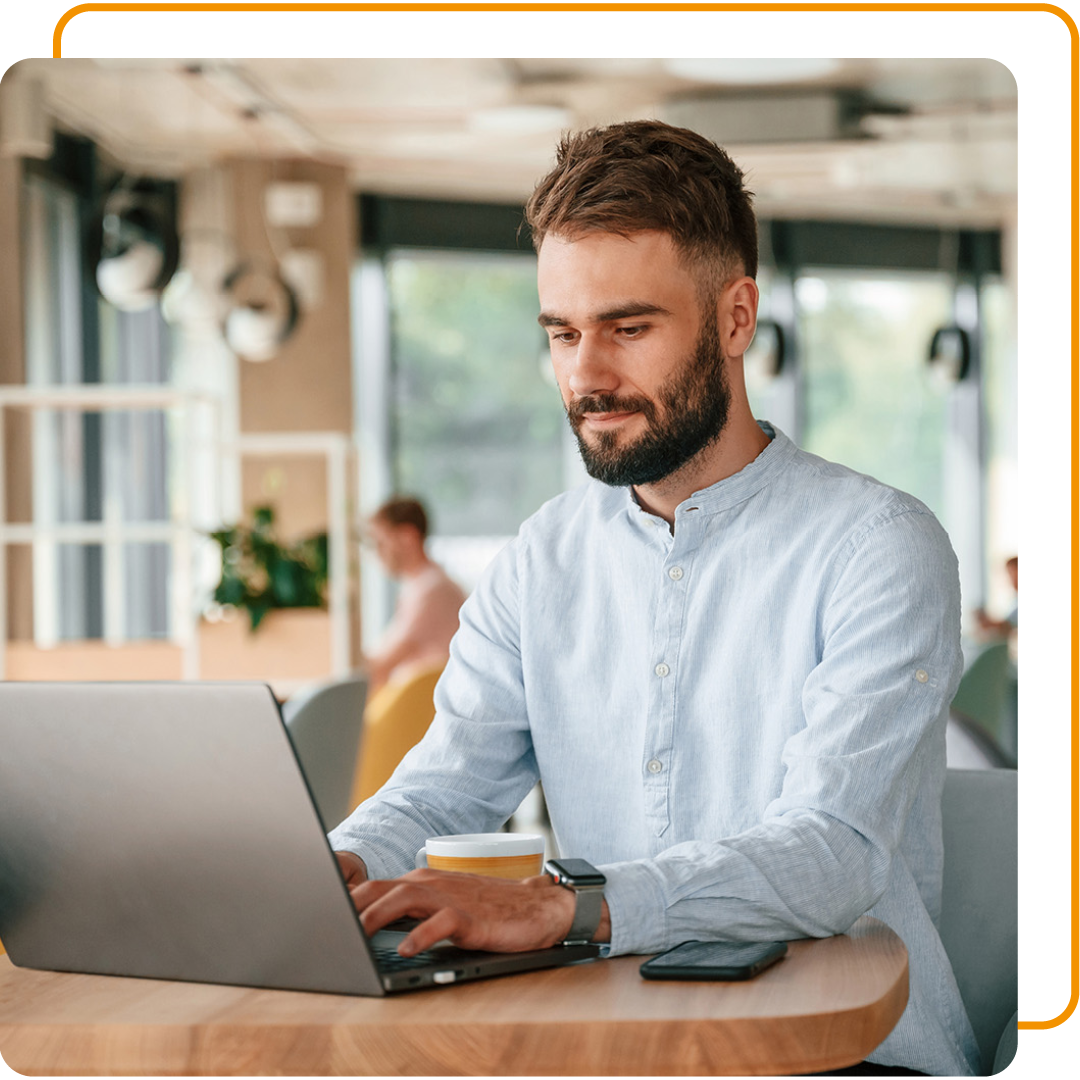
[639,939,787,981]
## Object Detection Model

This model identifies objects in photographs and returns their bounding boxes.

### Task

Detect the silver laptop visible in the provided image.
[0,682,599,995]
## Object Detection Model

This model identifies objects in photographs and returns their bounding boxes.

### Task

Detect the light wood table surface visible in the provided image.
[0,916,907,1076]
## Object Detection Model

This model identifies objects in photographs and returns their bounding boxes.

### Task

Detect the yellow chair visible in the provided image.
[351,662,444,808]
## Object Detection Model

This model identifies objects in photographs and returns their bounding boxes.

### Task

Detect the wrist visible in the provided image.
[544,858,608,945]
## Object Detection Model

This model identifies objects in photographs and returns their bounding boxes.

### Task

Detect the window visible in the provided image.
[387,250,567,542]
[21,166,174,644]
[980,277,1018,616]
[796,270,954,518]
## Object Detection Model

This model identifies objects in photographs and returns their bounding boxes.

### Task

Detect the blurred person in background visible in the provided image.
[363,496,466,693]
[975,555,1018,638]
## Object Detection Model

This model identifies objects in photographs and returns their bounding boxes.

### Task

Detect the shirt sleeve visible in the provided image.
[599,506,964,956]
[328,540,537,879]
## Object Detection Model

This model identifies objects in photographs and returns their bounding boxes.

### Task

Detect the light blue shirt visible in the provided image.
[330,424,980,1075]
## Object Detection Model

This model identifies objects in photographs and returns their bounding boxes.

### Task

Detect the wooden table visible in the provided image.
[0,916,907,1076]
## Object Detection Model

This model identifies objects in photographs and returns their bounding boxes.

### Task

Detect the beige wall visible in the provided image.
[228,158,355,547]
[225,158,360,664]
[0,154,33,640]
[232,158,353,437]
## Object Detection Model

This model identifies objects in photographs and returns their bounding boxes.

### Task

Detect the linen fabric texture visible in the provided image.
[330,424,981,1075]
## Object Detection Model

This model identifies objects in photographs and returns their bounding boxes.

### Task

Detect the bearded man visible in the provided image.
[330,121,980,1076]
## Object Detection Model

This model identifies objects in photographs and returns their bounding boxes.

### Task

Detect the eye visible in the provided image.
[616,325,646,338]
[549,330,578,345]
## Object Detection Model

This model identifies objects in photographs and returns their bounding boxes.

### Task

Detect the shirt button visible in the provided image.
[668,566,684,581]
[647,759,663,774]
[654,662,670,678]
[915,669,929,683]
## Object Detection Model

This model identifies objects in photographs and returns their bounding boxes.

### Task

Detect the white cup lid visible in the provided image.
[424,833,545,858]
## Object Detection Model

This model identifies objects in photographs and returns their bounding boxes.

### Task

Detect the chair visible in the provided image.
[946,710,1014,770]
[282,674,368,831]
[951,643,1017,765]
[351,662,444,808]
[939,768,1018,1073]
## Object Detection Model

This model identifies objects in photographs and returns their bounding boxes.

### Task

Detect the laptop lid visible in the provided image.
[0,682,384,996]
[0,681,600,996]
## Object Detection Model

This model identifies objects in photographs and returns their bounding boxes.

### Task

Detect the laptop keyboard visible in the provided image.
[371,942,445,971]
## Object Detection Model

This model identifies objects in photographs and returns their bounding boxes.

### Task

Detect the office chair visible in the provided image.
[939,768,1018,1074]
[351,662,444,808]
[282,674,368,831]
[946,710,1014,770]
[951,643,1017,765]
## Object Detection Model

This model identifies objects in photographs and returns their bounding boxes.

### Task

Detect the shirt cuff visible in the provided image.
[326,821,412,882]
[599,859,670,956]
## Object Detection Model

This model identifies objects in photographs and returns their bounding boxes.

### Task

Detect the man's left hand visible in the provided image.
[347,868,607,956]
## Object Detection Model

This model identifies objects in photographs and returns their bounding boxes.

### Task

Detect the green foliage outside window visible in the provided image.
[388,252,567,537]
[797,272,953,516]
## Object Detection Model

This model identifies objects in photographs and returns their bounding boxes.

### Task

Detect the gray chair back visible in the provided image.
[282,674,368,831]
[939,768,1017,1073]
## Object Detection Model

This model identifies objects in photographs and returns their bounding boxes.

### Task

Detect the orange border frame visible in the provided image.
[48,0,1071,1028]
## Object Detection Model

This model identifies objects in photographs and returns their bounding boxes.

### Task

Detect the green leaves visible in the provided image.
[208,505,328,632]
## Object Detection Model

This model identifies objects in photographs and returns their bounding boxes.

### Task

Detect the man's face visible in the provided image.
[537,230,731,487]
[367,518,409,577]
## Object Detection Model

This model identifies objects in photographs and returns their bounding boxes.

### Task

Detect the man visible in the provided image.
[331,121,979,1075]
[363,496,466,693]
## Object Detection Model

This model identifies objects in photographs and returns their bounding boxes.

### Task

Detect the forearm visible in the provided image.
[600,812,892,956]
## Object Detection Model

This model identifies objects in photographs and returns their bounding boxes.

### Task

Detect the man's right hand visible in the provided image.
[335,850,368,891]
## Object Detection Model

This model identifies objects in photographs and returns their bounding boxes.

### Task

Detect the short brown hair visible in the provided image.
[524,119,758,293]
[372,496,429,540]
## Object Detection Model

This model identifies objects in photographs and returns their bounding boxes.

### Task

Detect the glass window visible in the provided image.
[796,270,954,517]
[21,173,174,643]
[980,277,1018,616]
[385,250,569,587]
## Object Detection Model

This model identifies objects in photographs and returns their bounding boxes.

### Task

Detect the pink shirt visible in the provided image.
[375,564,466,682]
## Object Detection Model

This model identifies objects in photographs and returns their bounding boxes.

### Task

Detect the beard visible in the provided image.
[565,313,731,488]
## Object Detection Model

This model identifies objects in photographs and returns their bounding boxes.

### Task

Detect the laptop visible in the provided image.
[0,681,600,995]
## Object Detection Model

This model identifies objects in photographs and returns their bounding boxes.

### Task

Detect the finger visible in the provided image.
[348,878,399,913]
[358,883,442,936]
[399,907,465,957]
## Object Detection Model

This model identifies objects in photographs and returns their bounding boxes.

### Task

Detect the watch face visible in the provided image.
[549,858,606,887]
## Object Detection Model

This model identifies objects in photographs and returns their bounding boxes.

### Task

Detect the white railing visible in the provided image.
[0,385,354,682]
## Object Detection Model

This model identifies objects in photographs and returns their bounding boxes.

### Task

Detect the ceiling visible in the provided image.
[8,58,1017,226]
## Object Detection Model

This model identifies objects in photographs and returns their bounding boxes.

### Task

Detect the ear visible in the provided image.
[717,277,759,359]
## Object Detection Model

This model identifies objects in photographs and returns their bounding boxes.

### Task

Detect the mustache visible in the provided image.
[567,393,656,423]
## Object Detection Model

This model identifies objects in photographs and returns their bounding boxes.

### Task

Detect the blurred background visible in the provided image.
[0,58,1017,763]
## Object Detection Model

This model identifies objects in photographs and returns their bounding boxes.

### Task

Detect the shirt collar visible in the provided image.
[620,421,796,524]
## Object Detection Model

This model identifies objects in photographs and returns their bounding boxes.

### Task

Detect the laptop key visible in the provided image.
[371,944,443,971]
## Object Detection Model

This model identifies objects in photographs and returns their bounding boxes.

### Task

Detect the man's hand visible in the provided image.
[346,867,609,956]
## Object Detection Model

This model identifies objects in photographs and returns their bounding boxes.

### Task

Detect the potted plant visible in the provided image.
[209,505,328,631]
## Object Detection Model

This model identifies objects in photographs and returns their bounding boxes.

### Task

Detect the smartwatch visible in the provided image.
[545,858,606,946]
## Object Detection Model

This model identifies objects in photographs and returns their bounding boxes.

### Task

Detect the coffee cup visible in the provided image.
[414,833,545,880]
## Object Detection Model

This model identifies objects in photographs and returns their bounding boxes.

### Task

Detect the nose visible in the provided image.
[565,334,620,399]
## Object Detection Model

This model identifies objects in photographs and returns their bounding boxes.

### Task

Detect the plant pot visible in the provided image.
[199,608,332,683]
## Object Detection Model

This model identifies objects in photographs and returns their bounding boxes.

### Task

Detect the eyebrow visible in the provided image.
[537,302,674,328]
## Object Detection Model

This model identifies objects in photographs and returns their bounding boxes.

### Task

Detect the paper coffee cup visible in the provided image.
[415,833,545,880]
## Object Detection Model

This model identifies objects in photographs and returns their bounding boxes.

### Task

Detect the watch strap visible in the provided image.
[563,884,604,946]
[545,858,606,946]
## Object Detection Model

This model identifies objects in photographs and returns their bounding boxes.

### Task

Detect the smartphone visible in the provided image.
[639,939,787,981]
